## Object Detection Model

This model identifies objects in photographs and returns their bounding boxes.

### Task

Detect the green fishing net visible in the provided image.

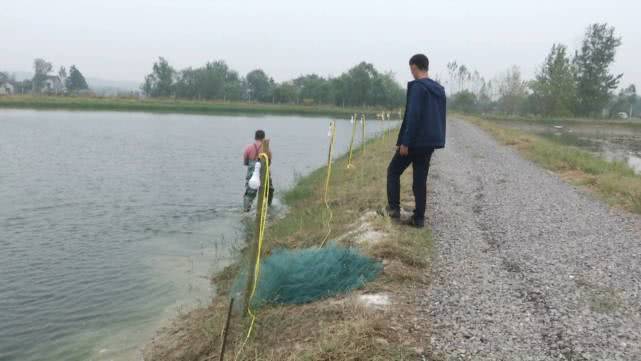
[233,243,382,307]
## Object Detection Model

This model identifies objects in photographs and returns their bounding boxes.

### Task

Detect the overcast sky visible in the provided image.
[2,0,640,88]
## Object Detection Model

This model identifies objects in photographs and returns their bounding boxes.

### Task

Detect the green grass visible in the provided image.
[468,112,641,128]
[463,115,641,214]
[575,278,624,314]
[0,95,393,118]
[145,129,432,361]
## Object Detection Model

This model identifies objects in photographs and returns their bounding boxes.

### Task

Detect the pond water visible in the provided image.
[0,109,393,361]
[489,119,641,174]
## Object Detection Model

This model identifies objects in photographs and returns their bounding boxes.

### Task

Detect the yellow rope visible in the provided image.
[320,121,336,248]
[346,114,357,169]
[235,152,270,361]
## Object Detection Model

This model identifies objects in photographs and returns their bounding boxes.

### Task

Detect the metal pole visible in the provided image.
[218,297,234,361]
[361,114,366,156]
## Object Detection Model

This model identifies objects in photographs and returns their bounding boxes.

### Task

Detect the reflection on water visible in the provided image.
[0,109,394,361]
[491,120,641,174]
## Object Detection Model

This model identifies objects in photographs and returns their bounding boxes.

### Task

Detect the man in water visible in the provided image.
[385,54,446,228]
[243,129,274,212]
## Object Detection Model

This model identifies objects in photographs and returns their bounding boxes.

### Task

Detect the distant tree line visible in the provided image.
[1,58,89,95]
[448,23,639,119]
[141,59,405,108]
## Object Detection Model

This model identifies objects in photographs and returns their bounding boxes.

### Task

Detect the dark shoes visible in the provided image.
[380,206,425,228]
[379,206,401,219]
[402,217,425,228]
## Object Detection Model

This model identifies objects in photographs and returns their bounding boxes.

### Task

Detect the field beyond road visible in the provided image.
[463,115,641,214]
[0,95,394,118]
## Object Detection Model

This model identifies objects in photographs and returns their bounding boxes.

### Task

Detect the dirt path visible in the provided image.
[425,118,641,360]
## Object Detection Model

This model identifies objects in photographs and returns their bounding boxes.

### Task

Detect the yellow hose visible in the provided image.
[235,152,270,360]
[320,121,336,248]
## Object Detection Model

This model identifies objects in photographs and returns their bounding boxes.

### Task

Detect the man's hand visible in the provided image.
[399,145,409,156]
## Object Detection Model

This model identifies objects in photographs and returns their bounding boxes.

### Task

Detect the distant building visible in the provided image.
[0,81,14,95]
[42,75,65,94]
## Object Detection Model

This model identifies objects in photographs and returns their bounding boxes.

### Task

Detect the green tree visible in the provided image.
[58,66,67,82]
[608,84,638,118]
[173,62,242,101]
[477,81,495,113]
[173,67,198,99]
[142,57,175,97]
[223,67,243,101]
[369,71,404,108]
[633,86,641,118]
[65,65,89,92]
[450,90,478,113]
[139,58,404,107]
[14,79,32,94]
[293,74,331,104]
[329,62,404,108]
[346,62,378,106]
[530,44,577,116]
[330,76,349,107]
[457,65,470,92]
[273,82,299,103]
[32,58,53,93]
[246,69,274,102]
[497,66,528,115]
[446,61,458,93]
[202,61,228,99]
[574,23,623,116]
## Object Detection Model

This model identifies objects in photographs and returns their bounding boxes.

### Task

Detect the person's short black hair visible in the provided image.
[255,129,265,140]
[409,54,429,71]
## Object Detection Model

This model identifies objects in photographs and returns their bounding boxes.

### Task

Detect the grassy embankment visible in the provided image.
[479,113,641,128]
[145,129,431,360]
[460,114,641,214]
[0,95,393,118]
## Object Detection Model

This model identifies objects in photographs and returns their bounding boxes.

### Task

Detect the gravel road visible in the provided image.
[424,118,641,360]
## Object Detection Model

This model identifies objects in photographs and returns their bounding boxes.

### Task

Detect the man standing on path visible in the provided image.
[243,129,274,212]
[385,54,446,227]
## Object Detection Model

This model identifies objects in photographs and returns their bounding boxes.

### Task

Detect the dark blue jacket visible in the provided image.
[397,78,446,149]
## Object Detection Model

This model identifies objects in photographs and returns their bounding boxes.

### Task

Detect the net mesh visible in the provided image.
[234,243,382,307]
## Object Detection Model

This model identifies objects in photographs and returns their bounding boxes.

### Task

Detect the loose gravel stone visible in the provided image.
[422,118,641,360]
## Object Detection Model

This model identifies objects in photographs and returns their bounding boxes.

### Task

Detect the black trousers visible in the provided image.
[386,148,434,220]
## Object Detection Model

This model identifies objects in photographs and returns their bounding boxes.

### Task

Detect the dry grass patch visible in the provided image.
[232,300,414,361]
